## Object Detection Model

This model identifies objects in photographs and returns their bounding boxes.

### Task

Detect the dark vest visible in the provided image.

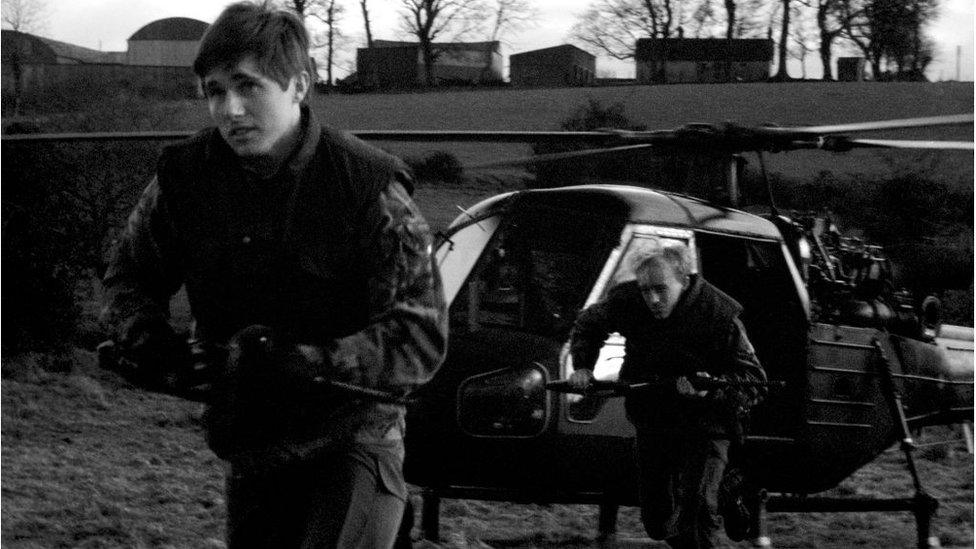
[613,276,743,435]
[156,120,407,344]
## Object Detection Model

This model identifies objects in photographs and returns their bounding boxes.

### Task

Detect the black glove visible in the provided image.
[109,315,191,391]
[203,325,329,460]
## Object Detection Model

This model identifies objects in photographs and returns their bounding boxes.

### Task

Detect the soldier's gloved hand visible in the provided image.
[114,315,190,390]
[225,325,330,392]
[568,369,595,391]
[676,374,709,399]
[205,325,330,459]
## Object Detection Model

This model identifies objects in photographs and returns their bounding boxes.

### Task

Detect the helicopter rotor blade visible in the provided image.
[793,113,974,135]
[465,143,656,170]
[351,129,615,143]
[842,138,975,151]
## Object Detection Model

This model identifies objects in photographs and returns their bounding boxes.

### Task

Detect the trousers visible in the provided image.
[225,440,407,548]
[635,433,730,549]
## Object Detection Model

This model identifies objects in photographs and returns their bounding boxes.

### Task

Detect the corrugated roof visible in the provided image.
[129,17,209,41]
[635,38,773,62]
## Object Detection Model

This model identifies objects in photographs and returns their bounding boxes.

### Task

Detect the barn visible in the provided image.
[355,40,503,88]
[126,17,209,67]
[635,38,773,84]
[509,44,595,87]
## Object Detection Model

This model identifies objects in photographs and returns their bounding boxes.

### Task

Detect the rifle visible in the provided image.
[546,374,785,397]
[97,338,412,405]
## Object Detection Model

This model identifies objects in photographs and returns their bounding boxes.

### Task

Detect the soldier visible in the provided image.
[568,241,765,548]
[100,2,447,547]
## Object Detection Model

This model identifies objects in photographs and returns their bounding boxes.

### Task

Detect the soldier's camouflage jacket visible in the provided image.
[102,106,448,467]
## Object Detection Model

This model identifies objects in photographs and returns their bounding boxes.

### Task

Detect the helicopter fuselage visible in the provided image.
[404,184,974,504]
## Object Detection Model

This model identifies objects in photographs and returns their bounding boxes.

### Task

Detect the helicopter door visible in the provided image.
[559,226,696,437]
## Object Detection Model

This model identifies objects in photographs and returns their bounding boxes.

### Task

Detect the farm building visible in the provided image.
[635,38,773,84]
[2,30,122,65]
[355,40,503,88]
[126,17,209,67]
[509,44,595,87]
[2,30,126,96]
[2,22,205,100]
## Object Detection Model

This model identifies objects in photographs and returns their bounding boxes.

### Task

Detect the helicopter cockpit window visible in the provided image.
[601,229,697,297]
[436,216,502,307]
[449,206,621,340]
[566,227,695,423]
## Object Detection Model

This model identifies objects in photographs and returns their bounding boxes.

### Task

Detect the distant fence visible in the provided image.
[2,63,199,98]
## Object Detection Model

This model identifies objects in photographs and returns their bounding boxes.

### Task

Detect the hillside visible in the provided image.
[30,81,974,185]
[320,82,972,187]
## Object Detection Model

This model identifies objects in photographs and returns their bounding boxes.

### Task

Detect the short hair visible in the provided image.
[193,1,312,91]
[632,241,693,281]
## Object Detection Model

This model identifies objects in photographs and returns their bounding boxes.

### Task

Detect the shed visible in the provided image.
[635,38,773,84]
[509,44,595,87]
[356,40,503,88]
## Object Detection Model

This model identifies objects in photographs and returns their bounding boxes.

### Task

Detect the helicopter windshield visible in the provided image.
[449,204,623,340]
[591,226,697,304]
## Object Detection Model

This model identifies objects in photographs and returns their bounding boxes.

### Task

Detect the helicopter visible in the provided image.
[354,114,975,548]
[38,112,973,548]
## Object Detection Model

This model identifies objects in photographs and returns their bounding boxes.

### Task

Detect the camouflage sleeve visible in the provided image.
[324,177,448,394]
[569,290,624,372]
[101,177,184,343]
[721,317,767,407]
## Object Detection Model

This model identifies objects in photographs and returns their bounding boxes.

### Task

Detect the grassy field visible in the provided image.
[2,346,973,549]
[26,81,974,187]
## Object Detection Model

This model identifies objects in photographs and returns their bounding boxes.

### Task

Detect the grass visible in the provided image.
[2,349,972,548]
[12,81,974,187]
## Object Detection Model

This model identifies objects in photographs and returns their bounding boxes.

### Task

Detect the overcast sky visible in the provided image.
[34,0,976,81]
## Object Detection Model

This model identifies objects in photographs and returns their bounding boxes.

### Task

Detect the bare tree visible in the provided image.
[283,0,347,87]
[788,4,817,78]
[733,0,773,38]
[804,0,855,79]
[3,0,50,114]
[1,0,49,33]
[722,0,735,37]
[771,0,794,80]
[317,0,346,87]
[688,0,719,37]
[487,0,535,42]
[398,0,487,86]
[570,0,680,60]
[842,0,936,79]
[841,0,882,75]
[360,0,373,47]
